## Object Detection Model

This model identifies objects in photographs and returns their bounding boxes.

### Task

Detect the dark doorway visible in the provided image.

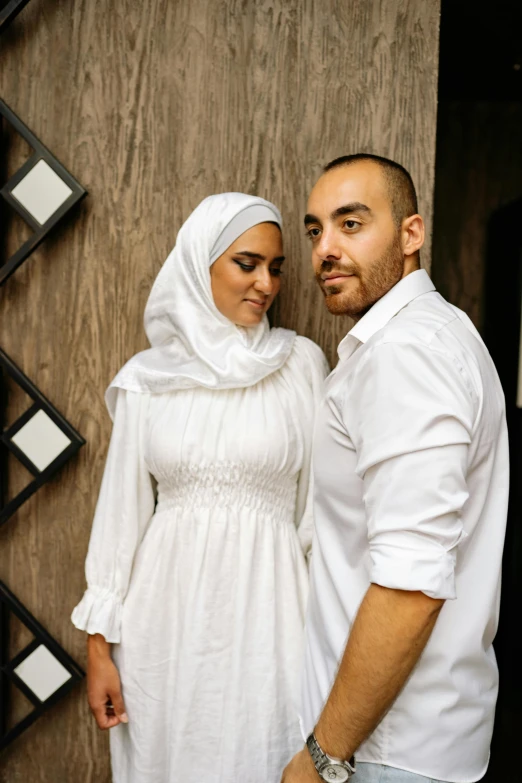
[433,1,522,780]
[482,198,522,783]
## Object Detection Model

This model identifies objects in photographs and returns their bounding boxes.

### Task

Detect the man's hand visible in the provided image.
[281,747,321,782]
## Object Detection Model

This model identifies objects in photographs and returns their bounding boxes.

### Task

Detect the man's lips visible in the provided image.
[321,273,354,285]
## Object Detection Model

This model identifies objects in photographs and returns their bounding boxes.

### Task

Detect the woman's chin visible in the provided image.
[234,311,265,327]
[235,318,263,328]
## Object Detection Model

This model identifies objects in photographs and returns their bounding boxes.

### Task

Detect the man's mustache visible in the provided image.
[315,260,359,281]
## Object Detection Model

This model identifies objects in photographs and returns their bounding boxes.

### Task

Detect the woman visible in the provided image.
[72,192,328,783]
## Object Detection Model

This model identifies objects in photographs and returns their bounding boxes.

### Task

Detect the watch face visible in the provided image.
[320,764,350,782]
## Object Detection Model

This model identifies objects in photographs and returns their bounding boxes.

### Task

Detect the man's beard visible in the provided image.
[316,233,404,319]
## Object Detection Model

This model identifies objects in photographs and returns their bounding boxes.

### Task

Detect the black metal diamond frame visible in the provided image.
[0,0,32,32]
[0,99,87,286]
[0,580,85,750]
[0,348,86,526]
[1,10,87,753]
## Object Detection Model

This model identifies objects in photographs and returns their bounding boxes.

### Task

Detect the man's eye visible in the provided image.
[343,220,359,230]
[305,228,321,240]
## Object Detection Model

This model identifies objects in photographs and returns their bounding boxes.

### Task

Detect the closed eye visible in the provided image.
[234,260,283,276]
[234,261,256,272]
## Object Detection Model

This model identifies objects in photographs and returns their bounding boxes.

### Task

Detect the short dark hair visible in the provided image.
[323,153,418,227]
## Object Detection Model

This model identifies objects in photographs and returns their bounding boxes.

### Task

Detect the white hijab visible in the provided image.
[106,193,295,417]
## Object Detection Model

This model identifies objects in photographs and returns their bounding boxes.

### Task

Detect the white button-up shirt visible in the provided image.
[300,270,509,782]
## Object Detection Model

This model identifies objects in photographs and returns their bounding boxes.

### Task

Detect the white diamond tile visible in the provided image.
[14,644,72,702]
[11,159,73,225]
[11,409,71,472]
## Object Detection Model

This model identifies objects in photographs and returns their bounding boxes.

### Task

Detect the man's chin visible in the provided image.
[323,290,359,317]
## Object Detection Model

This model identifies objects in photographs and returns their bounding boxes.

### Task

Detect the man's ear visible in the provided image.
[402,214,425,257]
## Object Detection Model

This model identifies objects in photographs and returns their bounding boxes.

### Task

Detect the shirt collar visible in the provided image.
[337,269,436,360]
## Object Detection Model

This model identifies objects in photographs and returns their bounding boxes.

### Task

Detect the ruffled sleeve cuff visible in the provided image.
[71,586,123,643]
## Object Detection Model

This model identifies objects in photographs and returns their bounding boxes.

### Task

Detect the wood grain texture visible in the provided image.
[0,0,440,780]
[432,101,522,330]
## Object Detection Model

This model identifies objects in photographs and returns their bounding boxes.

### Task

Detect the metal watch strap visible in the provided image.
[306,732,356,781]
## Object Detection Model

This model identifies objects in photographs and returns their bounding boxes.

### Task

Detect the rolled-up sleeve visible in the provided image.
[342,341,476,600]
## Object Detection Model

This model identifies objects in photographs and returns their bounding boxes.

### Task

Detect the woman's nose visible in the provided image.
[253,268,273,295]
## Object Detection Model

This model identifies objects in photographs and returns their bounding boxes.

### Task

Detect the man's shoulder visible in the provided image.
[350,291,491,412]
[372,291,465,353]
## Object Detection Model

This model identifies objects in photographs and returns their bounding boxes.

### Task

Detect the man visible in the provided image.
[281,154,508,783]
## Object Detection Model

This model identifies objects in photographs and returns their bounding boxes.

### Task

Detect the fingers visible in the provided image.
[89,695,128,730]
[88,678,128,730]
[108,685,128,725]
[87,651,128,731]
[89,696,119,730]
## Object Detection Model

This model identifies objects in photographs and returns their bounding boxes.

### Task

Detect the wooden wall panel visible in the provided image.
[0,0,440,780]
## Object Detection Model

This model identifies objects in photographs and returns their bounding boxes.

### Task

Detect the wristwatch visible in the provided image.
[306,732,356,782]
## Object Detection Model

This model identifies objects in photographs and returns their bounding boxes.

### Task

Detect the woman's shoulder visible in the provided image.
[290,335,330,380]
[105,385,152,422]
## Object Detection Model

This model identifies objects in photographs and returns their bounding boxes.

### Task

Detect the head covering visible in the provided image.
[106,192,295,417]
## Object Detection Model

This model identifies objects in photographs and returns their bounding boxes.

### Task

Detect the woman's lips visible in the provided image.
[244,298,266,309]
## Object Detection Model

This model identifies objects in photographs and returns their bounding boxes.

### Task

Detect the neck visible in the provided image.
[402,255,420,278]
[351,259,420,323]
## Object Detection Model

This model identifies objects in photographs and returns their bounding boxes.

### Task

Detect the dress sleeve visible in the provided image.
[342,341,476,600]
[71,389,155,643]
[293,337,330,560]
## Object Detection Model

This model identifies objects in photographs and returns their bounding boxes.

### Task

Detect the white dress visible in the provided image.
[72,336,328,783]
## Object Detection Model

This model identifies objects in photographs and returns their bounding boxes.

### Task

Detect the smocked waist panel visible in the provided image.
[154,462,298,517]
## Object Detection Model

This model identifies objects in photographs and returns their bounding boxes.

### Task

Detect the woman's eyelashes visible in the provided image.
[233,260,283,276]
[234,260,256,271]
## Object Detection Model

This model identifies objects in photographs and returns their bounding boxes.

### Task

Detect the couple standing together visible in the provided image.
[72,154,508,783]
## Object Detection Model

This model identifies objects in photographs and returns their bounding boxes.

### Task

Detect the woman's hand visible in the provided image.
[87,633,128,730]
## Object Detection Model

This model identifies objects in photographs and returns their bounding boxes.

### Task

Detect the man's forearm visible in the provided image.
[314,583,444,760]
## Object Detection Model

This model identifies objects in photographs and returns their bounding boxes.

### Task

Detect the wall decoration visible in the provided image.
[0,348,85,526]
[1,13,88,757]
[0,0,31,33]
[0,580,84,750]
[0,99,87,286]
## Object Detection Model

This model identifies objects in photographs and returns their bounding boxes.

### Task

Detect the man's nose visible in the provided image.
[316,227,342,260]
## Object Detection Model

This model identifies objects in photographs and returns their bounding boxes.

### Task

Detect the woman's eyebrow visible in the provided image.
[234,251,285,263]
